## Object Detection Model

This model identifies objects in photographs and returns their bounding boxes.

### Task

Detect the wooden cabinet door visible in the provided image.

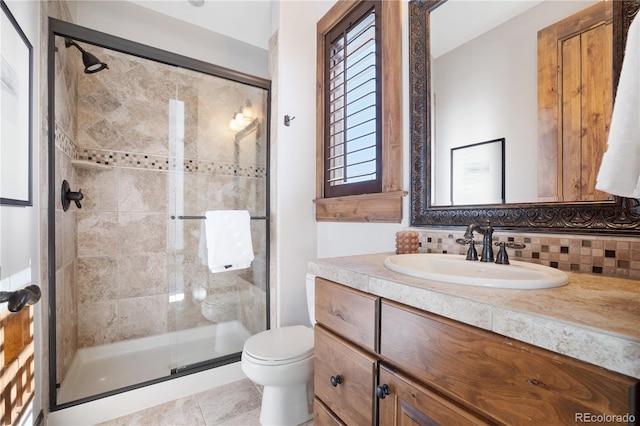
[378,365,490,426]
[314,398,346,426]
[315,325,377,425]
[380,300,638,425]
[315,277,379,353]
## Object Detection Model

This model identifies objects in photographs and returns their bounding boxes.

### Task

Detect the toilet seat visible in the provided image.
[243,325,314,366]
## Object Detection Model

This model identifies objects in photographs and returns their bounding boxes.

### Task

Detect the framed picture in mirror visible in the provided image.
[450,138,505,205]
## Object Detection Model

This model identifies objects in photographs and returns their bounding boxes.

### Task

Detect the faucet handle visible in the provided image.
[466,240,479,261]
[494,242,510,265]
[493,241,526,264]
[506,242,526,249]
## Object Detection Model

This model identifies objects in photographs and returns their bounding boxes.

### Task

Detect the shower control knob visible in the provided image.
[376,384,391,399]
[61,180,84,211]
[330,375,342,387]
[73,189,83,209]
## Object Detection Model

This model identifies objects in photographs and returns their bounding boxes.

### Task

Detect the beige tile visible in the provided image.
[77,300,119,347]
[77,211,118,257]
[196,379,262,425]
[96,395,205,426]
[76,167,118,211]
[76,256,118,303]
[117,168,167,213]
[217,408,261,426]
[116,253,167,298]
[117,212,166,254]
[118,295,168,340]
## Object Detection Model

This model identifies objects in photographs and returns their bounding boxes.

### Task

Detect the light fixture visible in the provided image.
[64,38,109,74]
[229,113,246,132]
[229,101,257,132]
[241,101,254,120]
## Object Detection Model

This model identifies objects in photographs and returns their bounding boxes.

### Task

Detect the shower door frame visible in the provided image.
[47,18,271,411]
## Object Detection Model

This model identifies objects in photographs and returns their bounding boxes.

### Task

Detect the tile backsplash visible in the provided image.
[413,229,640,280]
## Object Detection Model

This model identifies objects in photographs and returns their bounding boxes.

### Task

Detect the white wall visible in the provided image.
[432,0,598,205]
[71,0,269,79]
[127,0,272,50]
[273,0,413,326]
[272,0,331,327]
[0,0,42,420]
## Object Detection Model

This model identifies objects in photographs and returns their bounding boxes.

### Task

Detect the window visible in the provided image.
[325,3,381,198]
[315,0,404,222]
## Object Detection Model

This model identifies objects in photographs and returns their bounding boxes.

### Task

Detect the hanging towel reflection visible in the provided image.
[199,210,254,273]
[595,14,640,197]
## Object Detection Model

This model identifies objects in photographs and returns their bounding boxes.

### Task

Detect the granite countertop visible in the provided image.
[308,252,640,379]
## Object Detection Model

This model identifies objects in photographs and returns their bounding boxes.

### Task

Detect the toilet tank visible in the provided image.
[305,274,316,325]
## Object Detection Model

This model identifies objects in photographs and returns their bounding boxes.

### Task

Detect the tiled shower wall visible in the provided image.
[53,32,79,384]
[54,38,268,381]
[415,228,640,281]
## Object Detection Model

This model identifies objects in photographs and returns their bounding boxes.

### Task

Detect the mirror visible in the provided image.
[409,0,640,233]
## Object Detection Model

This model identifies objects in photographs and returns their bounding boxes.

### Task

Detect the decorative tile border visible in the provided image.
[414,228,640,280]
[54,125,77,160]
[55,123,265,178]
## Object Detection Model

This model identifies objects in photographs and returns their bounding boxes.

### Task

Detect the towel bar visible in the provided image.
[170,215,267,220]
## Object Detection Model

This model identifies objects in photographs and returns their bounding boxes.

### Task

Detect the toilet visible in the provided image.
[241,274,316,426]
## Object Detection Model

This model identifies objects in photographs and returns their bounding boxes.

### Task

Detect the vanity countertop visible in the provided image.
[308,252,640,379]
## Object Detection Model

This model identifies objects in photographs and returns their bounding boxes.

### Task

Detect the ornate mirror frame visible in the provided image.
[409,0,640,234]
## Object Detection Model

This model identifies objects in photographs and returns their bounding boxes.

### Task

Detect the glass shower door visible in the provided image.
[50,19,270,407]
[167,67,269,373]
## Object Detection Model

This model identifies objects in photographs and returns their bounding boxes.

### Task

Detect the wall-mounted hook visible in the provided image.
[61,180,84,211]
[284,115,295,127]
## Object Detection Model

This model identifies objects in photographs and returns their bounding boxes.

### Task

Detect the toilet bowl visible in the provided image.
[241,274,316,426]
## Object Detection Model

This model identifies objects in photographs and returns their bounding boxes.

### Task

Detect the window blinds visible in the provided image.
[325,4,380,197]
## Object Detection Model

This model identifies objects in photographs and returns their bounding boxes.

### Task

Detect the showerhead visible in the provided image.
[65,38,109,74]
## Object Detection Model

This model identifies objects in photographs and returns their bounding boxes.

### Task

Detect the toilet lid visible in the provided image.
[243,325,314,364]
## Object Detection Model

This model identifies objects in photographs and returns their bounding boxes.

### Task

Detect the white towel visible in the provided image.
[596,14,640,198]
[199,210,254,273]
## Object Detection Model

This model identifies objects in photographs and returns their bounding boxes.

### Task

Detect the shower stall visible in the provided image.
[48,19,270,408]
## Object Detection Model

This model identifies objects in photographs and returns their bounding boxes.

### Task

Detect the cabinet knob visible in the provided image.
[376,384,391,399]
[330,375,343,387]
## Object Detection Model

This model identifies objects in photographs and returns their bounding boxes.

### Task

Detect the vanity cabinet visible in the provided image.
[380,300,637,425]
[314,278,379,425]
[315,325,377,425]
[378,365,490,425]
[313,278,638,425]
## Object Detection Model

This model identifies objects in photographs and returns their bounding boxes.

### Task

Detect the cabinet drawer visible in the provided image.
[315,325,377,426]
[379,364,491,426]
[380,300,638,425]
[315,278,379,352]
[314,398,345,426]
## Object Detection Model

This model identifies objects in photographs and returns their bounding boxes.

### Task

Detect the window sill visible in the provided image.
[313,190,407,223]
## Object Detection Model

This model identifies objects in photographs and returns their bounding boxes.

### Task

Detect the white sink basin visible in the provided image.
[383,253,569,289]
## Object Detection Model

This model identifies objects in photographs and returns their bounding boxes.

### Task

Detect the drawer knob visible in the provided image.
[376,384,391,399]
[330,375,343,387]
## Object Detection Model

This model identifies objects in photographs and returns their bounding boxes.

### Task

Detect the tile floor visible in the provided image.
[95,379,314,426]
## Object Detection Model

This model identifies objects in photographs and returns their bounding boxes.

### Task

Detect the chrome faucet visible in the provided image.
[464,221,494,262]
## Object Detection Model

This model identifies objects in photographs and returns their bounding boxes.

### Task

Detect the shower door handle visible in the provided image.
[0,285,41,313]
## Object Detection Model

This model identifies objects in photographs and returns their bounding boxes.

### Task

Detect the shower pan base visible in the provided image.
[48,361,246,425]
[57,321,252,404]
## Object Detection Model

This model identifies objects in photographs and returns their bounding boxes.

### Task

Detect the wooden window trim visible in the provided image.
[315,0,406,223]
